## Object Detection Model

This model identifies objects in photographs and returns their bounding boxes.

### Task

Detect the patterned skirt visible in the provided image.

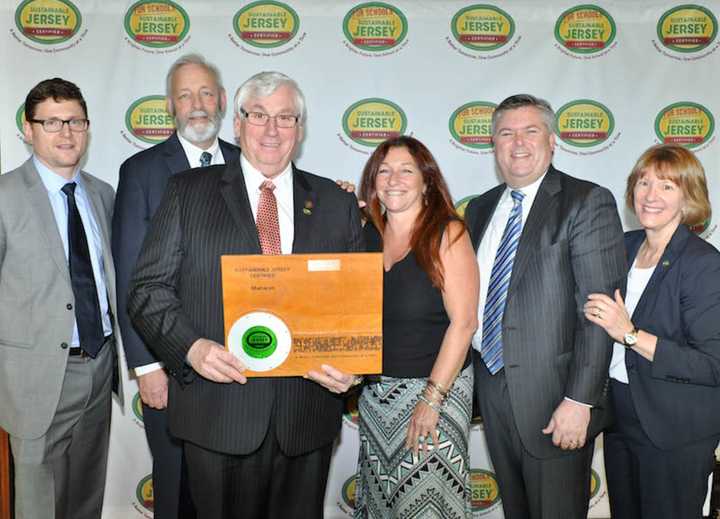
[354,366,474,519]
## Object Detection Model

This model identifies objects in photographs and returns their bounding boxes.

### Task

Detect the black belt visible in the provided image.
[69,334,113,358]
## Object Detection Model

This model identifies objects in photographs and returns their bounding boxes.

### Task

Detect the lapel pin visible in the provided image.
[303,200,313,215]
[662,259,670,267]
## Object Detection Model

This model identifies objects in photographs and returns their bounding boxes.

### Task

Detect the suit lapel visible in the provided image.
[220,161,262,252]
[291,166,315,253]
[507,168,561,298]
[163,132,192,173]
[470,185,503,252]
[219,139,240,164]
[21,161,71,284]
[629,225,688,322]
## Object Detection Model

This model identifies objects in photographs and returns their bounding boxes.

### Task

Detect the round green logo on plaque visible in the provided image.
[242,326,277,359]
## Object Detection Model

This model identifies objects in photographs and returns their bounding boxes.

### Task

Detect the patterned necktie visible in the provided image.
[199,151,212,167]
[61,182,105,357]
[481,189,525,374]
[256,180,282,255]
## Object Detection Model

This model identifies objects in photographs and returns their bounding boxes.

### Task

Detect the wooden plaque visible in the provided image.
[221,253,383,377]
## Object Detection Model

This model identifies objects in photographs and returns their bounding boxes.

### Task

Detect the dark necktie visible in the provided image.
[481,190,525,374]
[62,182,105,357]
[256,180,282,255]
[200,151,212,167]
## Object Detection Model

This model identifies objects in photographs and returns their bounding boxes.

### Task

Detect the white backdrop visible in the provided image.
[1,0,719,517]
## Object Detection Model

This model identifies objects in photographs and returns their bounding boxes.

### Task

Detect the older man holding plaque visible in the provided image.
[128,71,364,519]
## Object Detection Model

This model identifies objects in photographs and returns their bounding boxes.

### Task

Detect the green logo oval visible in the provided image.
[657,4,718,53]
[242,326,277,358]
[233,1,300,49]
[449,101,496,150]
[125,95,175,145]
[132,392,144,422]
[343,2,408,52]
[554,4,617,54]
[135,474,154,511]
[124,0,190,48]
[555,99,615,147]
[654,101,715,149]
[342,98,407,147]
[15,0,82,45]
[451,4,515,52]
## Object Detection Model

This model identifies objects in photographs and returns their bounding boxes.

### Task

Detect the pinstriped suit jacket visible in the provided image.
[128,159,364,456]
[465,166,626,458]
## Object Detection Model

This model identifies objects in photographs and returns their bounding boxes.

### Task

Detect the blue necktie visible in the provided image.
[481,190,525,374]
[200,151,212,167]
[62,182,105,357]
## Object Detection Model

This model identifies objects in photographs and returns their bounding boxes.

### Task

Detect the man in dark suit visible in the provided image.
[465,94,626,518]
[0,78,120,519]
[112,53,239,519]
[127,71,364,519]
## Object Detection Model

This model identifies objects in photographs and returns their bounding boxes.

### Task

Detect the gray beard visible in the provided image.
[176,111,222,145]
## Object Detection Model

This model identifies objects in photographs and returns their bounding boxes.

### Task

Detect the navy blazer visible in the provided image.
[624,224,720,450]
[112,132,240,369]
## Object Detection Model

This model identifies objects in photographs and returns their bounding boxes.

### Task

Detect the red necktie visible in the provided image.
[256,180,282,255]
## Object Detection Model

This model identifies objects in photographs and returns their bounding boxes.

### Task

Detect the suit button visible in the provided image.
[60,342,69,349]
[66,303,73,310]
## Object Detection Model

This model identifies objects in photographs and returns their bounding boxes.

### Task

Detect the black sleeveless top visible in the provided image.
[366,223,472,378]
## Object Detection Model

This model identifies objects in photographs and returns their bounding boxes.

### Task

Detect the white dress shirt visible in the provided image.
[609,260,654,383]
[177,133,225,168]
[34,156,112,348]
[472,172,546,350]
[241,154,295,255]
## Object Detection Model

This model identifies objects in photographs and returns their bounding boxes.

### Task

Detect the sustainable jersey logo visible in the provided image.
[124,0,190,48]
[655,102,714,148]
[343,2,408,51]
[470,469,501,512]
[342,98,407,147]
[449,102,496,150]
[455,195,477,220]
[233,1,300,48]
[132,392,144,422]
[555,4,616,54]
[451,4,514,51]
[125,96,175,145]
[135,474,154,512]
[341,474,357,509]
[15,0,81,44]
[555,100,614,147]
[657,5,717,53]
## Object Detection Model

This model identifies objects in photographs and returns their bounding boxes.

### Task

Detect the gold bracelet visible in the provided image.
[418,394,441,412]
[427,379,449,397]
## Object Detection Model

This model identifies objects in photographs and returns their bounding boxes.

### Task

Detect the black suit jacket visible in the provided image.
[127,160,364,456]
[112,132,239,369]
[624,225,720,450]
[465,166,626,458]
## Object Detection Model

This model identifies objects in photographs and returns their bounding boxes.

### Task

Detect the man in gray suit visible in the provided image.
[0,78,119,519]
[465,94,625,518]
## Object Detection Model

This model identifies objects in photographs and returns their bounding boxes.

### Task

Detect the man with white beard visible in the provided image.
[112,53,239,519]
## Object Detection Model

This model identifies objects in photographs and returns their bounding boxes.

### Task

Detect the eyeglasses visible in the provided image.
[239,108,299,129]
[28,118,90,133]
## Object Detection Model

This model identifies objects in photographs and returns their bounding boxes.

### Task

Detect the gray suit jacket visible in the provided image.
[0,158,121,439]
[466,166,626,458]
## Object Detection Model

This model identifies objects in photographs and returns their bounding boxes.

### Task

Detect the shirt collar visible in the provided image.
[176,132,221,168]
[33,155,81,194]
[240,154,293,192]
[503,170,547,203]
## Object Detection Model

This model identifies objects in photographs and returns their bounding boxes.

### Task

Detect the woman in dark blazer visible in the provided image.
[584,143,720,519]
